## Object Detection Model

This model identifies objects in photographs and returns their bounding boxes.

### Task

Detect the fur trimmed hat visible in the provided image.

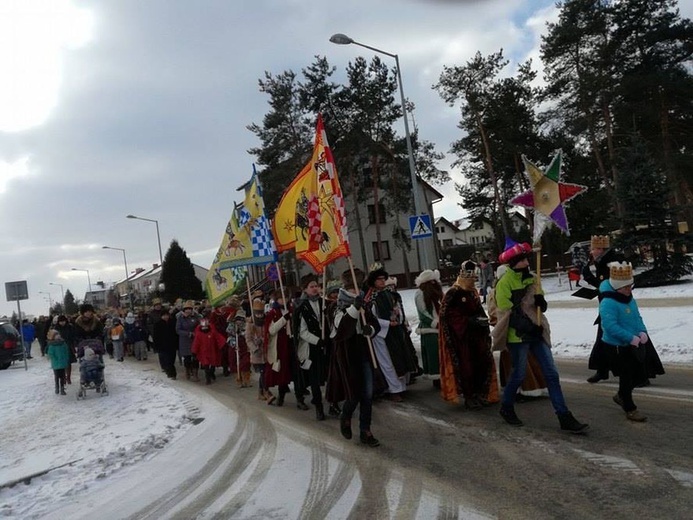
[414,269,441,287]
[609,261,634,290]
[498,238,532,266]
[183,300,195,310]
[79,303,94,314]
[300,273,318,289]
[325,279,342,295]
[366,268,389,288]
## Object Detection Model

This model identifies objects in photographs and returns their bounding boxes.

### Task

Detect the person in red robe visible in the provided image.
[191,319,226,385]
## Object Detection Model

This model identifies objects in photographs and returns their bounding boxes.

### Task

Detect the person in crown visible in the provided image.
[599,262,662,422]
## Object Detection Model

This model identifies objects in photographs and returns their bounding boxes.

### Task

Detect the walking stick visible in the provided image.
[535,246,543,323]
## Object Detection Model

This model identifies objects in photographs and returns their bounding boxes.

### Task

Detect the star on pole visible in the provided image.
[511,150,586,244]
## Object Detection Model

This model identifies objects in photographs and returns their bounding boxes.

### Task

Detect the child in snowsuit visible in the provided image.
[80,347,105,387]
[192,319,225,385]
[47,330,71,395]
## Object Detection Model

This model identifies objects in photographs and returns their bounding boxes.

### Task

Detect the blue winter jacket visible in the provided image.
[598,280,646,347]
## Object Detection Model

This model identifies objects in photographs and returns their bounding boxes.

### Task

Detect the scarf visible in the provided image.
[337,288,357,310]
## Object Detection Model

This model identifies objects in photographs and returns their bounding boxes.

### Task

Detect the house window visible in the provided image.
[367,204,387,224]
[372,241,391,261]
[443,239,453,248]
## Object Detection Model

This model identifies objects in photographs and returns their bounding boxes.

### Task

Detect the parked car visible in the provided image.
[0,322,23,369]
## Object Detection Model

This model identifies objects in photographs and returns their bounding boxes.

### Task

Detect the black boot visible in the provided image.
[328,403,341,417]
[55,382,59,395]
[315,403,326,421]
[558,412,589,434]
[60,382,66,396]
[277,388,286,407]
[296,398,309,411]
[359,430,380,447]
[500,406,523,427]
[587,371,609,384]
[340,415,352,439]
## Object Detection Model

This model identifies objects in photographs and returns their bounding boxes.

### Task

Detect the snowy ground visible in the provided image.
[1,274,691,518]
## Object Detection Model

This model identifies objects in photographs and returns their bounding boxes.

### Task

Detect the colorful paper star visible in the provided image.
[511,150,586,243]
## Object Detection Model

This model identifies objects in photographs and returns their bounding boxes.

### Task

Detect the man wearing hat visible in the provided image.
[293,274,329,419]
[581,235,624,383]
[147,298,164,354]
[365,265,417,402]
[492,240,589,433]
[176,301,200,381]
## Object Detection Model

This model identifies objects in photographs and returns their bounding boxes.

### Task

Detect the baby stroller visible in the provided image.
[76,339,109,399]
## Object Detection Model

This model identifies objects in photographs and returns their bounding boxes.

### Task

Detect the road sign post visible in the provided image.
[409,214,433,239]
[5,281,29,371]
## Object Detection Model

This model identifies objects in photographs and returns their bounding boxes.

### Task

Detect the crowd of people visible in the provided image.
[27,234,664,443]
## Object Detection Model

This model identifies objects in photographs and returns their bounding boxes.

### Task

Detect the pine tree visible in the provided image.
[160,240,205,302]
[615,133,693,285]
[63,289,78,315]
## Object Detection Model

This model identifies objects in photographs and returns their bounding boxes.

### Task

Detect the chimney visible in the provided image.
[135,267,145,274]
[153,263,159,269]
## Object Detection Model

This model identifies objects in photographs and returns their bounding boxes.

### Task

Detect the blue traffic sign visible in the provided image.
[409,214,433,239]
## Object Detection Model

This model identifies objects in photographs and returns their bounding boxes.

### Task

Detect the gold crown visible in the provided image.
[369,262,384,273]
[609,262,632,280]
[457,269,477,279]
[591,235,610,249]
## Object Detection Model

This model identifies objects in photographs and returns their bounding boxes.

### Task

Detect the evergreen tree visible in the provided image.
[435,50,546,251]
[160,240,205,302]
[63,289,78,315]
[615,133,693,285]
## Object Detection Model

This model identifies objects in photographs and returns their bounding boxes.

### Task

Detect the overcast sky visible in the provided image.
[2,0,691,317]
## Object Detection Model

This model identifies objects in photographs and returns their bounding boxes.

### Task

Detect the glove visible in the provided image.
[361,324,374,337]
[353,295,364,310]
[316,338,327,349]
[630,336,640,346]
[639,332,648,344]
[283,312,291,321]
[534,294,548,312]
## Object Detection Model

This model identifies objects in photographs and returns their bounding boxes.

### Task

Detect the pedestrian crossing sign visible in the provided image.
[409,214,433,239]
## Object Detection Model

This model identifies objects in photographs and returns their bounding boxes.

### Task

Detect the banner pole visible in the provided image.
[535,247,543,323]
[275,261,292,337]
[321,271,327,340]
[347,256,378,369]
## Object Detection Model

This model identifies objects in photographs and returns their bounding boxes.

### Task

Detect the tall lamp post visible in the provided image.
[48,282,65,311]
[38,291,53,313]
[126,214,163,267]
[329,32,430,269]
[103,246,133,310]
[71,268,92,303]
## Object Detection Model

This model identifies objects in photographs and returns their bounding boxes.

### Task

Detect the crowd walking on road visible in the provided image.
[22,234,669,448]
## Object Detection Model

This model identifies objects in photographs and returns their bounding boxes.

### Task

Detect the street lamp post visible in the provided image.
[38,291,53,312]
[329,32,430,269]
[126,214,163,267]
[103,246,133,310]
[48,282,65,311]
[71,268,92,303]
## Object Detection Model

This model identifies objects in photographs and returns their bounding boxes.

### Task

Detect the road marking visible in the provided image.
[664,469,693,488]
[561,377,693,402]
[573,449,644,475]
